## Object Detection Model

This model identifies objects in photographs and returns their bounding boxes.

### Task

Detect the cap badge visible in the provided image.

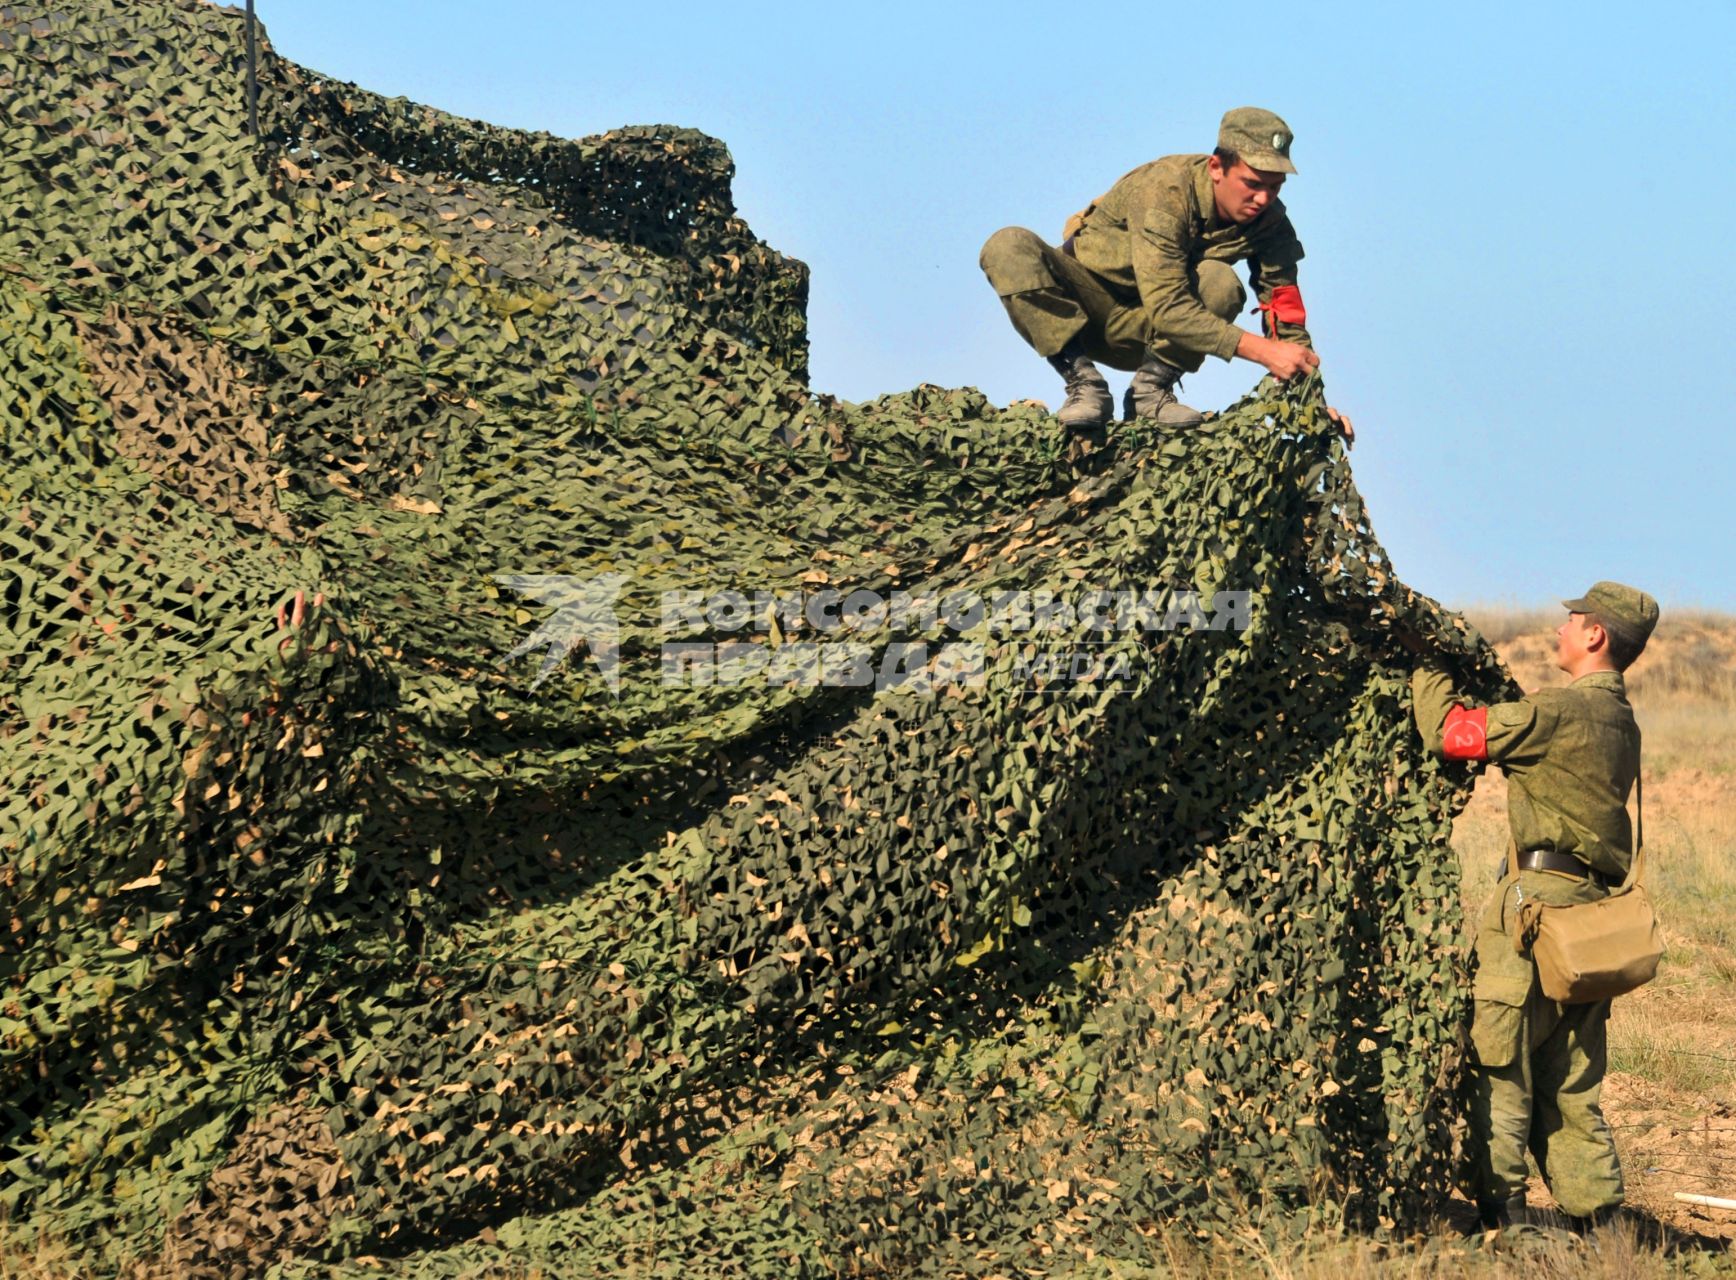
[1272,132,1286,150]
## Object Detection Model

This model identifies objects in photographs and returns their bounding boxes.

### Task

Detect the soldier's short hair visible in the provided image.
[1588,613,1645,671]
[1212,146,1240,170]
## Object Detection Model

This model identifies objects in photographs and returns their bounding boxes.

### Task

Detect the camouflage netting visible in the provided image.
[0,3,1517,1276]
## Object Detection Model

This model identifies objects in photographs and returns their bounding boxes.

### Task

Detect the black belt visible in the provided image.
[1511,847,1618,889]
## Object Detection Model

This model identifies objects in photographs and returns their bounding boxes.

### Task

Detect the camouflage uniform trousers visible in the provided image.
[978,226,1244,374]
[1467,867,1624,1217]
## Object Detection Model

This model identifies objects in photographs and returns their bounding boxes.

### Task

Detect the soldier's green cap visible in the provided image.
[1218,107,1297,175]
[1562,581,1660,650]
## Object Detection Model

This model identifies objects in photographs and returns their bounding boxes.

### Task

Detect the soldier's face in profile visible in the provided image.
[1555,611,1596,670]
[1208,157,1286,225]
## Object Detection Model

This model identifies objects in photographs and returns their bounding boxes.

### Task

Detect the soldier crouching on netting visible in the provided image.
[1410,583,1659,1234]
[979,107,1352,440]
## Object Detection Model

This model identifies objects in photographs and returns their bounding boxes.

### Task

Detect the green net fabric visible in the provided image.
[0,3,1512,1274]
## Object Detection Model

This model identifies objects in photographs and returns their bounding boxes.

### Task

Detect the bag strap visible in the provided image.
[1614,737,1645,892]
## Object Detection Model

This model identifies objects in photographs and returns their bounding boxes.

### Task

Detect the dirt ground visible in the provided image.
[1602,1074,1736,1245]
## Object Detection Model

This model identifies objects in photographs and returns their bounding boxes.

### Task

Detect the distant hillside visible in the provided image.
[1463,608,1736,703]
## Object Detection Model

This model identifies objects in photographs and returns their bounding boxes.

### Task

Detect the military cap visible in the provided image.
[1562,581,1660,649]
[1218,107,1297,175]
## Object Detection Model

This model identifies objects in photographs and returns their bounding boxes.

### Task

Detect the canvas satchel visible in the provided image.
[1513,768,1663,1004]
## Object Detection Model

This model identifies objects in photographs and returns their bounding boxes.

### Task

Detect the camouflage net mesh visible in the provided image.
[0,3,1517,1275]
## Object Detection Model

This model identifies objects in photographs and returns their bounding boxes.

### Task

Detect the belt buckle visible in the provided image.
[1515,846,1574,879]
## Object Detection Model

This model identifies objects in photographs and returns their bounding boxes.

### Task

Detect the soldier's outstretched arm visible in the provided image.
[1234,330,1318,379]
[1249,222,1353,441]
[1411,660,1552,765]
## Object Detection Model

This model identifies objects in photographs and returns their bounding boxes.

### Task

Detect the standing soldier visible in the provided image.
[1410,583,1660,1231]
[979,107,1351,437]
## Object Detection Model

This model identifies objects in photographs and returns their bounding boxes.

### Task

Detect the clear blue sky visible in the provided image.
[256,0,1736,612]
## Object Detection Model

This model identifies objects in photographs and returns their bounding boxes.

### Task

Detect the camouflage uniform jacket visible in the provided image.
[1068,154,1310,362]
[1411,662,1640,883]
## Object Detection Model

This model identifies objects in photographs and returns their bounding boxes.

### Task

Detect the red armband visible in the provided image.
[1441,705,1488,761]
[1256,285,1307,337]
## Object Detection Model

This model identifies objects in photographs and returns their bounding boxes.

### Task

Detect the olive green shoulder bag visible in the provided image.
[1514,763,1664,1004]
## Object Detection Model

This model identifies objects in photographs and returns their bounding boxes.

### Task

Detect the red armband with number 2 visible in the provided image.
[1442,705,1488,761]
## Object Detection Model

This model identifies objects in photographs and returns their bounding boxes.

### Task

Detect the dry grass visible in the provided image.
[1129,1214,1716,1279]
[5,1218,1719,1280]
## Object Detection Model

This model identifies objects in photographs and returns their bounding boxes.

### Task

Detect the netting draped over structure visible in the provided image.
[0,3,1511,1275]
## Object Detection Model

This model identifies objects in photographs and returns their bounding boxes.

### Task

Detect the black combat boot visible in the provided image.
[1477,1190,1528,1232]
[1123,354,1205,426]
[1046,339,1112,430]
[1567,1204,1627,1237]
